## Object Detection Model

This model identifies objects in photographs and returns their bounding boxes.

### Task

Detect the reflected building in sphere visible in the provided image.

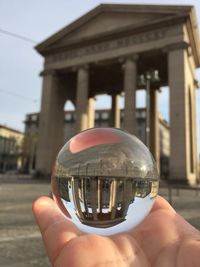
[56,175,157,228]
[52,127,159,232]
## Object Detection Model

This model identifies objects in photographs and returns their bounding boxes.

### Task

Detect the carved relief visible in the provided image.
[46,29,166,64]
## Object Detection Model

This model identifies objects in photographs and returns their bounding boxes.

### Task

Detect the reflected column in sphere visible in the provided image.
[52,128,159,235]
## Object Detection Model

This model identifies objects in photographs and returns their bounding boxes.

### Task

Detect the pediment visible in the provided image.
[36,4,195,54]
[48,12,170,49]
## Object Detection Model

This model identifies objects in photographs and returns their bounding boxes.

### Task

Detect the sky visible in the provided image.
[0,0,199,150]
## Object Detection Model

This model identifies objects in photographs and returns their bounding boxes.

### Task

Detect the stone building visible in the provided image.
[22,114,38,173]
[35,4,200,184]
[0,125,24,173]
[159,115,170,179]
[56,175,157,228]
[23,108,170,177]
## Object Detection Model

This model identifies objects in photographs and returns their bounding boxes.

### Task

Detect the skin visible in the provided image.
[33,195,200,267]
[33,129,200,266]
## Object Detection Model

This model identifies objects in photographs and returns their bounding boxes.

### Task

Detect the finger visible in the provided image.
[32,196,81,264]
[151,195,175,213]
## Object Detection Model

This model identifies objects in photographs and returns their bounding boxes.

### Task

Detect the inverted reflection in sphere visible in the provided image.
[52,128,159,235]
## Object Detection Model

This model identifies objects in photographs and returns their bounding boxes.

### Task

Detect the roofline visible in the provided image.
[25,107,148,117]
[186,6,200,67]
[26,112,40,116]
[0,124,23,135]
[35,4,194,53]
[38,14,187,57]
[35,4,103,52]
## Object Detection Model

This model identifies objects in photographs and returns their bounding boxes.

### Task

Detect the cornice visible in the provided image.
[39,14,187,57]
[35,4,200,68]
[119,54,139,64]
[36,4,193,53]
[185,9,200,67]
[72,64,89,72]
[163,41,190,53]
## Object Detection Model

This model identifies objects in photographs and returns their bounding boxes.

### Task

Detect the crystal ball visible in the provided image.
[52,128,159,235]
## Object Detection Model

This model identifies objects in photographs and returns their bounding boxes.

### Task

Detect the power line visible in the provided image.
[0,89,39,103]
[0,28,37,44]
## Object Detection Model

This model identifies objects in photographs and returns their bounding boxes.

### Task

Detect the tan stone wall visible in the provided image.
[169,42,198,184]
[185,45,199,182]
[35,5,200,182]
[36,73,67,175]
[44,24,184,71]
[0,126,24,171]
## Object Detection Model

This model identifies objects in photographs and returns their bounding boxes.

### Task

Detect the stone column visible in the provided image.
[189,83,199,182]
[150,89,160,171]
[72,178,84,219]
[110,94,120,128]
[87,96,95,128]
[76,65,89,132]
[123,56,138,134]
[168,47,196,184]
[36,71,65,176]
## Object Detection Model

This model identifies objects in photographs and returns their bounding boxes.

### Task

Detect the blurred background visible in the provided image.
[0,1,200,266]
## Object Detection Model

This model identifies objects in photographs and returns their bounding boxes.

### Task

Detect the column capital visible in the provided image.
[163,41,190,53]
[119,54,139,64]
[88,92,96,99]
[39,69,57,77]
[72,64,89,72]
[108,91,121,97]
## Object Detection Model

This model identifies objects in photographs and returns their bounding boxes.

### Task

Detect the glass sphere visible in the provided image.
[52,128,159,235]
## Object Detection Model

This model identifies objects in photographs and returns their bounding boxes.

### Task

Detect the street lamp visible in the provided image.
[138,69,160,148]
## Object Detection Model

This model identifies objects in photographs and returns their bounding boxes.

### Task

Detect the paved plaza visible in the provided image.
[0,175,200,267]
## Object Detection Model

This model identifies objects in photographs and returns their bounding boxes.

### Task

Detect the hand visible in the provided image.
[33,196,200,267]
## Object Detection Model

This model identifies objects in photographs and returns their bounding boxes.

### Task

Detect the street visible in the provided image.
[0,176,51,267]
[0,175,200,267]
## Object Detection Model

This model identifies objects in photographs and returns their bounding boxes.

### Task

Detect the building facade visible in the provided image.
[23,108,170,177]
[0,125,24,173]
[35,4,200,184]
[22,114,39,173]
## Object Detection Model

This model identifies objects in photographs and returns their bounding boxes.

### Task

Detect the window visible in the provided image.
[31,115,38,121]
[101,112,109,120]
[65,113,72,121]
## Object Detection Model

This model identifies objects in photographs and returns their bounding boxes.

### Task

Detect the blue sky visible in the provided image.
[0,0,199,151]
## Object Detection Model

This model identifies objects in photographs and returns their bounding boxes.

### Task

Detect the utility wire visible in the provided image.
[0,89,39,103]
[0,28,37,44]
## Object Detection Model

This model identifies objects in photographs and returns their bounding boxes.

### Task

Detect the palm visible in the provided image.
[33,196,200,267]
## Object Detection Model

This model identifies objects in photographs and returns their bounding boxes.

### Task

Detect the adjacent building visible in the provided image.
[22,114,39,173]
[23,108,170,178]
[0,125,24,173]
